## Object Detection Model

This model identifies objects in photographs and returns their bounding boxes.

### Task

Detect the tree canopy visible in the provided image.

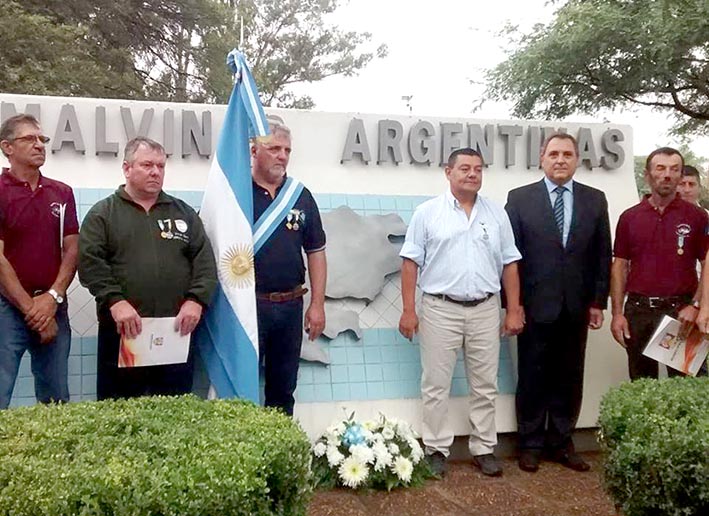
[5,0,385,107]
[486,0,709,135]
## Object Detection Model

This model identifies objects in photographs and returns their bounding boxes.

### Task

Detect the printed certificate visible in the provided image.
[118,317,190,368]
[643,315,709,376]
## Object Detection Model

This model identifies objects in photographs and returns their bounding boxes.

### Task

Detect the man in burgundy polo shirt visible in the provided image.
[0,114,79,409]
[610,147,708,380]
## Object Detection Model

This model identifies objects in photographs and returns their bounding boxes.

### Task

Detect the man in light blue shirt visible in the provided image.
[398,148,523,477]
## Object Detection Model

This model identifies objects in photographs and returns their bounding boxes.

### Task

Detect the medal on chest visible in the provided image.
[676,223,691,255]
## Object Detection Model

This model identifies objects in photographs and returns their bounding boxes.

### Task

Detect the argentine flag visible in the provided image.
[196,50,269,402]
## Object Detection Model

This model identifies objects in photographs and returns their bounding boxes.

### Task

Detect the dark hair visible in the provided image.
[541,132,579,157]
[682,165,700,179]
[645,147,684,171]
[123,137,166,163]
[0,114,41,157]
[447,147,484,168]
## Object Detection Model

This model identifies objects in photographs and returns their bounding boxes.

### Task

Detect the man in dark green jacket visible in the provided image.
[78,137,217,400]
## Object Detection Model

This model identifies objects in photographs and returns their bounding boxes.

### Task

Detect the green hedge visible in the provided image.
[0,396,312,516]
[598,377,709,516]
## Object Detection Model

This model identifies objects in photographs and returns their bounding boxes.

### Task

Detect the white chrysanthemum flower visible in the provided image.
[396,421,413,438]
[338,456,369,488]
[326,446,345,467]
[361,428,374,442]
[350,444,375,464]
[392,456,413,483]
[388,442,400,455]
[313,442,327,457]
[373,444,393,472]
[407,438,424,464]
[372,432,385,444]
[382,427,395,440]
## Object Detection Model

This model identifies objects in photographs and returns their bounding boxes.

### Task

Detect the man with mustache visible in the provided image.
[399,147,524,477]
[505,133,612,473]
[611,147,708,379]
[251,120,326,416]
[0,114,79,409]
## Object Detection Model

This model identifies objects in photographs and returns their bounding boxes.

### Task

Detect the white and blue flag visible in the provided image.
[196,50,269,402]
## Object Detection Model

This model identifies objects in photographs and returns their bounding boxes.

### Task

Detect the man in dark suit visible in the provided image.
[505,133,612,473]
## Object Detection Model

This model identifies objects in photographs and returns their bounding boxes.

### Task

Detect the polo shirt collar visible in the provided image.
[253,173,288,194]
[641,193,682,212]
[116,185,172,206]
[1,167,45,187]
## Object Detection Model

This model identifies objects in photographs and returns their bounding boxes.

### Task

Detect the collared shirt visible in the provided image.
[0,167,79,293]
[614,195,709,297]
[400,190,521,300]
[253,175,326,293]
[544,176,574,246]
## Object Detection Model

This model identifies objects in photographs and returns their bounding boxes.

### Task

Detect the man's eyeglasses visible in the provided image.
[12,134,51,145]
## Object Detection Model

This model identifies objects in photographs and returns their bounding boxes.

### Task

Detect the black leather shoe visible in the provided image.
[550,449,590,472]
[518,449,541,472]
[426,451,447,477]
[472,454,503,477]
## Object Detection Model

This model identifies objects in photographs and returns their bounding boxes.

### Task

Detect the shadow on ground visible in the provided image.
[308,452,617,516]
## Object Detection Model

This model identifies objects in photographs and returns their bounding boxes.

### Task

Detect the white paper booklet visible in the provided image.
[118,317,190,368]
[643,315,709,376]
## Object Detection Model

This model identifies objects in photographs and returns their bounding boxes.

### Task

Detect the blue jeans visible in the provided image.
[0,295,71,409]
[257,298,303,416]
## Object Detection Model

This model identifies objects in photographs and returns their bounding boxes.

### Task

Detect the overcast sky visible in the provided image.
[290,0,707,159]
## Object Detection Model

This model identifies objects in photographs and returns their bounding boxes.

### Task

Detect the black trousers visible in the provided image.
[623,295,707,380]
[516,309,588,450]
[257,297,303,416]
[96,316,194,400]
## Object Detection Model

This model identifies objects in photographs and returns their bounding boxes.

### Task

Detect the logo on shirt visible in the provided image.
[286,209,305,231]
[50,202,64,218]
[158,219,189,243]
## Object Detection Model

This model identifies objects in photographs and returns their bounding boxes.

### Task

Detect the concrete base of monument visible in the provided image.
[448,428,600,460]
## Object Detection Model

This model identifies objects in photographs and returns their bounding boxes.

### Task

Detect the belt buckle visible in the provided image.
[648,297,661,309]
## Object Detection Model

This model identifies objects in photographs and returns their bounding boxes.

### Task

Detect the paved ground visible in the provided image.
[308,452,618,516]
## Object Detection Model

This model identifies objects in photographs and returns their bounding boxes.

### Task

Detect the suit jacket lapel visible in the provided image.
[535,179,564,247]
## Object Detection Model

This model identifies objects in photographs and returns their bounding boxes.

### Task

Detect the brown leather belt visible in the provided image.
[428,292,493,307]
[256,286,308,303]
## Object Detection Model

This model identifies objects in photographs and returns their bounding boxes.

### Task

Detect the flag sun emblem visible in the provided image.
[220,244,254,288]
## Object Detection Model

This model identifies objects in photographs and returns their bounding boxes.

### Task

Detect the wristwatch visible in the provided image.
[47,289,64,305]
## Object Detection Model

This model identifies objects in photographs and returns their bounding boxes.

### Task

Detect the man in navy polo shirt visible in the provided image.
[0,114,79,409]
[251,120,326,416]
[611,147,708,379]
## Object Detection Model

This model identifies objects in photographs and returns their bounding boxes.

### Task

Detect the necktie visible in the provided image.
[553,186,565,237]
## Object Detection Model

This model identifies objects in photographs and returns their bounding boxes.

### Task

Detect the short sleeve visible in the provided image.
[302,189,326,253]
[399,207,426,267]
[498,208,522,265]
[613,212,631,259]
[63,188,80,236]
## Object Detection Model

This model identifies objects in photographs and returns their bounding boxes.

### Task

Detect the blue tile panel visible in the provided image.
[295,329,517,403]
[12,189,518,407]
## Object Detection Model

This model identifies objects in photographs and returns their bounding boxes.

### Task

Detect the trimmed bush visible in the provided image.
[0,396,312,516]
[598,377,709,516]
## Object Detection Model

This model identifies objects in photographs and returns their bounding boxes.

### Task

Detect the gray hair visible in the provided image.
[0,114,41,157]
[123,137,166,163]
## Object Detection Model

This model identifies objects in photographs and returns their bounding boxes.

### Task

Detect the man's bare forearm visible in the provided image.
[306,250,327,307]
[610,258,629,315]
[50,235,79,295]
[0,241,33,313]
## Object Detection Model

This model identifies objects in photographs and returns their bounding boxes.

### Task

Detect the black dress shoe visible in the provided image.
[472,453,503,477]
[518,449,540,472]
[426,451,447,477]
[550,449,590,472]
